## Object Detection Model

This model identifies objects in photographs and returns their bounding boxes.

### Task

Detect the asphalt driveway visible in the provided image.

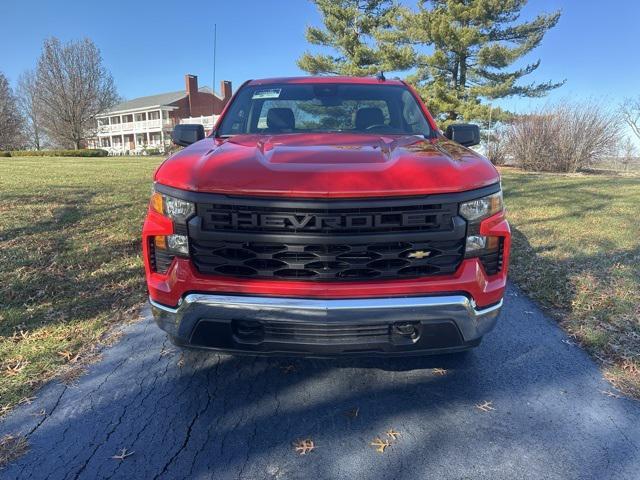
[1,284,639,479]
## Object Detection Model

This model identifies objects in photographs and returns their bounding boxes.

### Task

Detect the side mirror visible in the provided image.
[172,124,205,146]
[445,124,480,147]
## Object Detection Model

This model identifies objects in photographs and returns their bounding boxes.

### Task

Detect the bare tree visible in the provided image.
[482,125,509,166]
[36,37,118,149]
[619,137,638,172]
[17,70,44,150]
[0,72,25,150]
[620,97,640,141]
[507,101,621,173]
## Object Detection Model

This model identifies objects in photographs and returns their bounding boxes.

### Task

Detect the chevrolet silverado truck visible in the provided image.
[143,76,510,356]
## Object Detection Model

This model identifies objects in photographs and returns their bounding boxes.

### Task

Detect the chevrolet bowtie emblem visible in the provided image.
[408,250,431,259]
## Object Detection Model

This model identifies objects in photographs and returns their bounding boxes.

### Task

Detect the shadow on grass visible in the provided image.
[510,227,638,347]
[0,187,147,336]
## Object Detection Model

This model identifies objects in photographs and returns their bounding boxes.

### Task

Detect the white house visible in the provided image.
[92,74,232,154]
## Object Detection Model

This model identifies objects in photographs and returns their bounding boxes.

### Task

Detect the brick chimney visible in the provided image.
[185,74,198,114]
[220,80,232,102]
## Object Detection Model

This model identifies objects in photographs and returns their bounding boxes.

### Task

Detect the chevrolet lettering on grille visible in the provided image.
[208,212,438,231]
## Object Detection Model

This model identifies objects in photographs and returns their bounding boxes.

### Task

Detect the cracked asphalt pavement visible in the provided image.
[2,284,639,479]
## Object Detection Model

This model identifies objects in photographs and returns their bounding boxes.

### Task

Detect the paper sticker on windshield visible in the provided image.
[252,88,281,99]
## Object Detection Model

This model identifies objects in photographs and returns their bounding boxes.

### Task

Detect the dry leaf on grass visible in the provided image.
[57,351,73,361]
[0,435,29,468]
[293,439,315,455]
[4,360,28,377]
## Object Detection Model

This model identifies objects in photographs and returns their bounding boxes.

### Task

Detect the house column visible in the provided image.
[121,134,124,154]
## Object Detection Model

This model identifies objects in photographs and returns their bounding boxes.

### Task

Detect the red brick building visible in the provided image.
[93,74,232,154]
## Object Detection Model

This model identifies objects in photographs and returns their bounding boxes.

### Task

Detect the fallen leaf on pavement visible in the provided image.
[601,390,621,399]
[370,437,390,453]
[475,401,495,412]
[111,448,134,460]
[433,368,447,376]
[293,439,315,455]
[344,407,359,418]
[386,429,400,440]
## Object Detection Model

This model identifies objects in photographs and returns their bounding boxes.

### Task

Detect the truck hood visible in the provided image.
[155,133,499,198]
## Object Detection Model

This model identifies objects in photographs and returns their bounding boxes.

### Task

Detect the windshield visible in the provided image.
[217,83,433,137]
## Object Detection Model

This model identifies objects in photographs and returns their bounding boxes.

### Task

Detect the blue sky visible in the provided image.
[1,0,639,117]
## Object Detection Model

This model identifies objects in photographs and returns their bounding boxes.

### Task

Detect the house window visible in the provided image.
[148,111,160,120]
[101,138,111,147]
[150,132,161,145]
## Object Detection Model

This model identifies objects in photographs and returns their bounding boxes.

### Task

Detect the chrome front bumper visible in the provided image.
[150,294,502,356]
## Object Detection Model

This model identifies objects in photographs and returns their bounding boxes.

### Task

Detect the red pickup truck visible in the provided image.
[143,76,510,356]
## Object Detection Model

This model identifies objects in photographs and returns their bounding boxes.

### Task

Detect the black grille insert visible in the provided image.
[191,239,465,280]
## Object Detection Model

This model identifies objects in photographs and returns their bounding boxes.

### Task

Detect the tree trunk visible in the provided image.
[452,59,459,88]
[459,54,467,89]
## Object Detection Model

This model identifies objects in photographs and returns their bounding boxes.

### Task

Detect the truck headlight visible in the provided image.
[148,187,194,265]
[459,191,503,222]
[460,189,505,274]
[149,189,195,223]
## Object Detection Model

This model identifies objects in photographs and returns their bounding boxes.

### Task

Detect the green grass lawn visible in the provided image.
[0,158,638,410]
[0,156,161,410]
[501,168,640,396]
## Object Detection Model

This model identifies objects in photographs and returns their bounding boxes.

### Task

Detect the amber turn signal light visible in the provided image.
[154,235,167,250]
[150,192,164,215]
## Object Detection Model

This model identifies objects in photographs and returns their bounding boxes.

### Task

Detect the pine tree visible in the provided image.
[298,0,414,76]
[398,0,564,124]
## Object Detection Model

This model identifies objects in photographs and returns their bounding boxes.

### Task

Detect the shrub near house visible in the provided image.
[4,149,108,158]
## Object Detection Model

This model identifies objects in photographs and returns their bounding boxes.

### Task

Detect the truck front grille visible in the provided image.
[186,194,468,281]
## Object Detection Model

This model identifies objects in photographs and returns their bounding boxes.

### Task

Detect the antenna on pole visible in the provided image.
[487,104,493,157]
[212,24,217,112]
